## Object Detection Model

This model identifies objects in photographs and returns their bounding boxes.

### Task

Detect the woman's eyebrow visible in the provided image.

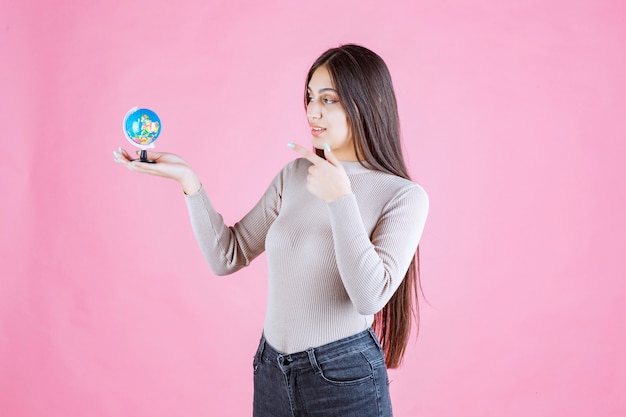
[307,87,338,93]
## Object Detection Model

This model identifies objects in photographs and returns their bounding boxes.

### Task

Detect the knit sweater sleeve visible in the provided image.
[183,168,284,276]
[327,184,429,315]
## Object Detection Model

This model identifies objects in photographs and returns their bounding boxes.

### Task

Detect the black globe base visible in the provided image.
[132,149,157,164]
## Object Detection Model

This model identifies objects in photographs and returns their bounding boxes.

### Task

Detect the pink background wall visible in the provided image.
[1,0,625,416]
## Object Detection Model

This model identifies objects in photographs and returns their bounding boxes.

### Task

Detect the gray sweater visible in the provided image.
[185,158,429,354]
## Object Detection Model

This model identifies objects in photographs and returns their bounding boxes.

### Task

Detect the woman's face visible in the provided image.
[306,66,357,161]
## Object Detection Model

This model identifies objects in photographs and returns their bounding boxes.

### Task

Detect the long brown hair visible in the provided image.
[305,44,422,368]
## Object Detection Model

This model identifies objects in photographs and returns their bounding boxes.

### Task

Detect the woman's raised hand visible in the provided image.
[113,148,202,195]
[288,142,353,203]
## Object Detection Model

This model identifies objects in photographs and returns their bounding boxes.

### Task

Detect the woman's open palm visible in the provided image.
[113,148,201,195]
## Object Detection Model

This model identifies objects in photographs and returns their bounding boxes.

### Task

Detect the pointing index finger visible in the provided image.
[288,142,326,166]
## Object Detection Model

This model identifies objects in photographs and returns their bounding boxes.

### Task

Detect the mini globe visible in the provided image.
[123,107,161,148]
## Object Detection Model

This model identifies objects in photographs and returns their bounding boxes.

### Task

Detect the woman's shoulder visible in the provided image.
[278,157,311,172]
[351,167,428,206]
[357,165,425,191]
[269,158,310,186]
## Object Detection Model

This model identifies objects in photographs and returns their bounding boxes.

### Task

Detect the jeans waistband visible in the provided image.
[257,328,383,371]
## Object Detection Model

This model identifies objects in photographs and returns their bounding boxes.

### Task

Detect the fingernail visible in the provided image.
[112,151,118,158]
[287,142,295,148]
[323,143,331,152]
[118,147,123,153]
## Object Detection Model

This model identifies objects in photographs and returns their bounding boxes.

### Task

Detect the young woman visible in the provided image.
[113,44,429,417]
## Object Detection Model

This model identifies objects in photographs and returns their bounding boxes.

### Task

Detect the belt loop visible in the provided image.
[256,334,267,361]
[367,327,383,351]
[307,348,321,375]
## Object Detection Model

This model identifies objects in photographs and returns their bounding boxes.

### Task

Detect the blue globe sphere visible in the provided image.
[123,107,161,147]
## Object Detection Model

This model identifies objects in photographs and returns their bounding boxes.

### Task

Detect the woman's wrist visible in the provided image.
[180,169,202,195]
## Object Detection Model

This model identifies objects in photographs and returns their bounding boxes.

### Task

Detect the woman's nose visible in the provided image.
[307,101,321,120]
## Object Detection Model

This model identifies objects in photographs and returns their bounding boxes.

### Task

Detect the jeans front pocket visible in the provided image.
[316,349,375,386]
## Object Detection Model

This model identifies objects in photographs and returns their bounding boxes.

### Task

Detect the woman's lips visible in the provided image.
[310,126,325,136]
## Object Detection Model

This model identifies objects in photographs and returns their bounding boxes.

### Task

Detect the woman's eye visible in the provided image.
[307,95,339,104]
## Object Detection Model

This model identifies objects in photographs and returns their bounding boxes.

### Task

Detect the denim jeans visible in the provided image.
[252,328,393,417]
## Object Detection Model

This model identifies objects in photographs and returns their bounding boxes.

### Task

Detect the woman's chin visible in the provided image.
[310,137,325,149]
